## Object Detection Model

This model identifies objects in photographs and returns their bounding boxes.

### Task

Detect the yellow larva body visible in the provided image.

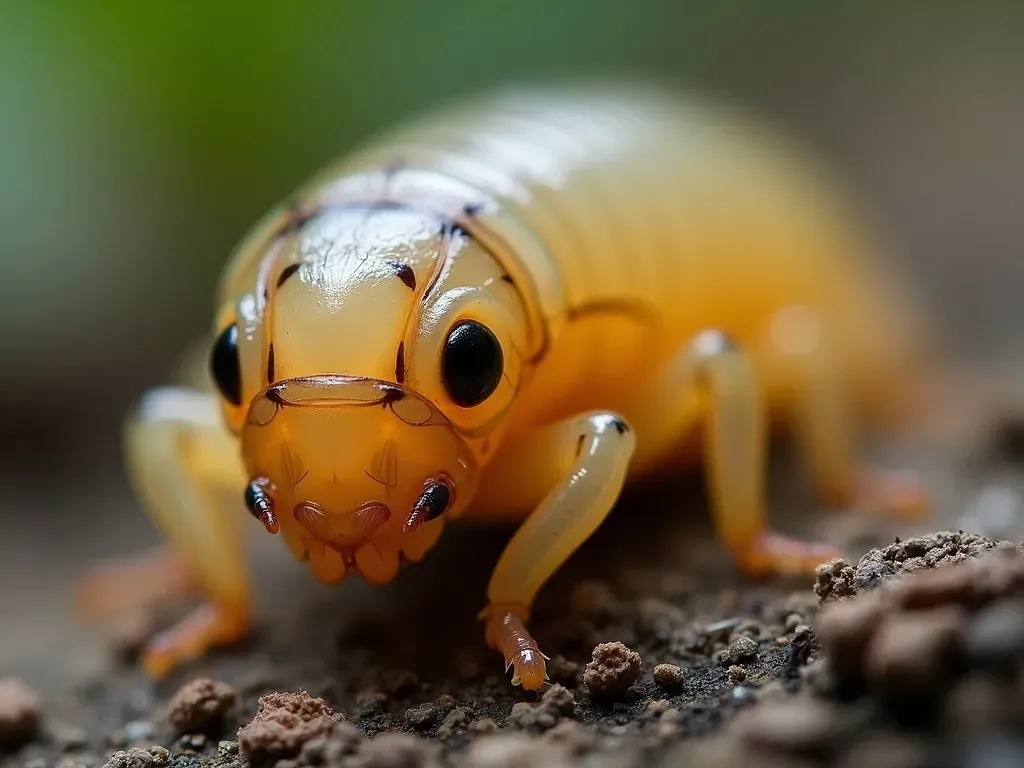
[225,82,921,487]
[78,82,928,690]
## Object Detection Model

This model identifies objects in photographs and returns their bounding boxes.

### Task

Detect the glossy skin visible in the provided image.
[76,82,929,690]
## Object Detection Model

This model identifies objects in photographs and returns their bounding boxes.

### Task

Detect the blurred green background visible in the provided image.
[2,1,1022,476]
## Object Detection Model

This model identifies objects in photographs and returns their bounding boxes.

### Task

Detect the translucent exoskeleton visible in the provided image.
[75,82,931,690]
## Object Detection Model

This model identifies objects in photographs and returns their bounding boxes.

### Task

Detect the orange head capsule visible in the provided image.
[206,204,535,585]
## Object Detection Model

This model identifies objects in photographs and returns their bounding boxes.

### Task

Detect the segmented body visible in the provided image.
[224,82,921,489]
[80,83,928,688]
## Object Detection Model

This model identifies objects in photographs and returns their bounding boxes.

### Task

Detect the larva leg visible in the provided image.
[478,412,636,691]
[75,386,250,677]
[765,306,927,519]
[649,330,841,577]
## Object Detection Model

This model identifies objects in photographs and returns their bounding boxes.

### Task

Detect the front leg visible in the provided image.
[75,386,250,677]
[476,412,636,691]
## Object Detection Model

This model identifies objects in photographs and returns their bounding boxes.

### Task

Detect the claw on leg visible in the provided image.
[482,604,549,691]
[734,533,841,578]
[141,602,248,679]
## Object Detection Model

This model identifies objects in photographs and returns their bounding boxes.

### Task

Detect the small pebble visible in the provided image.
[436,706,471,739]
[652,663,684,687]
[727,665,746,683]
[0,678,41,748]
[404,696,453,731]
[727,635,758,662]
[101,746,170,768]
[217,740,239,756]
[166,678,236,734]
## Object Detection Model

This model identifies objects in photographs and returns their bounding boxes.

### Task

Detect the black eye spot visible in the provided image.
[442,320,503,407]
[211,324,242,406]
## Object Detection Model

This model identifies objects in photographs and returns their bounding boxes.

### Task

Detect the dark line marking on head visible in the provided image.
[575,434,586,457]
[449,222,470,239]
[611,418,629,435]
[391,262,416,291]
[266,384,286,406]
[277,263,301,288]
[500,273,515,285]
[395,342,406,384]
[380,385,406,406]
[267,344,276,384]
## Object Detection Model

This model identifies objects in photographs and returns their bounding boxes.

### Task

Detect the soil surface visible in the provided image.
[4,394,1024,767]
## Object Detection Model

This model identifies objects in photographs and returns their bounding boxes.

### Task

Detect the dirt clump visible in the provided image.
[0,678,41,750]
[100,745,171,768]
[819,543,1024,699]
[165,677,237,734]
[507,684,575,733]
[814,530,1019,603]
[652,663,684,688]
[237,690,342,766]
[582,641,642,698]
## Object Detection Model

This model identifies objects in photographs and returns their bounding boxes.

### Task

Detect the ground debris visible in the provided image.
[237,691,341,766]
[0,678,41,750]
[166,677,237,734]
[508,684,575,733]
[582,642,642,698]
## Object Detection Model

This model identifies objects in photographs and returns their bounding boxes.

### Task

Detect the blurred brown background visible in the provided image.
[1,2,1022,685]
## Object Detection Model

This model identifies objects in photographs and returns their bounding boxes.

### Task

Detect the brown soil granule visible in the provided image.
[237,690,341,766]
[814,531,1018,603]
[726,635,758,662]
[508,684,575,732]
[165,677,237,734]
[819,545,1024,696]
[101,746,171,768]
[403,695,455,732]
[0,677,41,749]
[582,641,642,698]
[652,663,684,687]
[727,665,747,683]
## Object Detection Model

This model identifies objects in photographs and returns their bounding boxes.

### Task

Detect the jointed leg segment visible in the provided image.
[478,412,636,690]
[75,386,250,677]
[667,330,841,575]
